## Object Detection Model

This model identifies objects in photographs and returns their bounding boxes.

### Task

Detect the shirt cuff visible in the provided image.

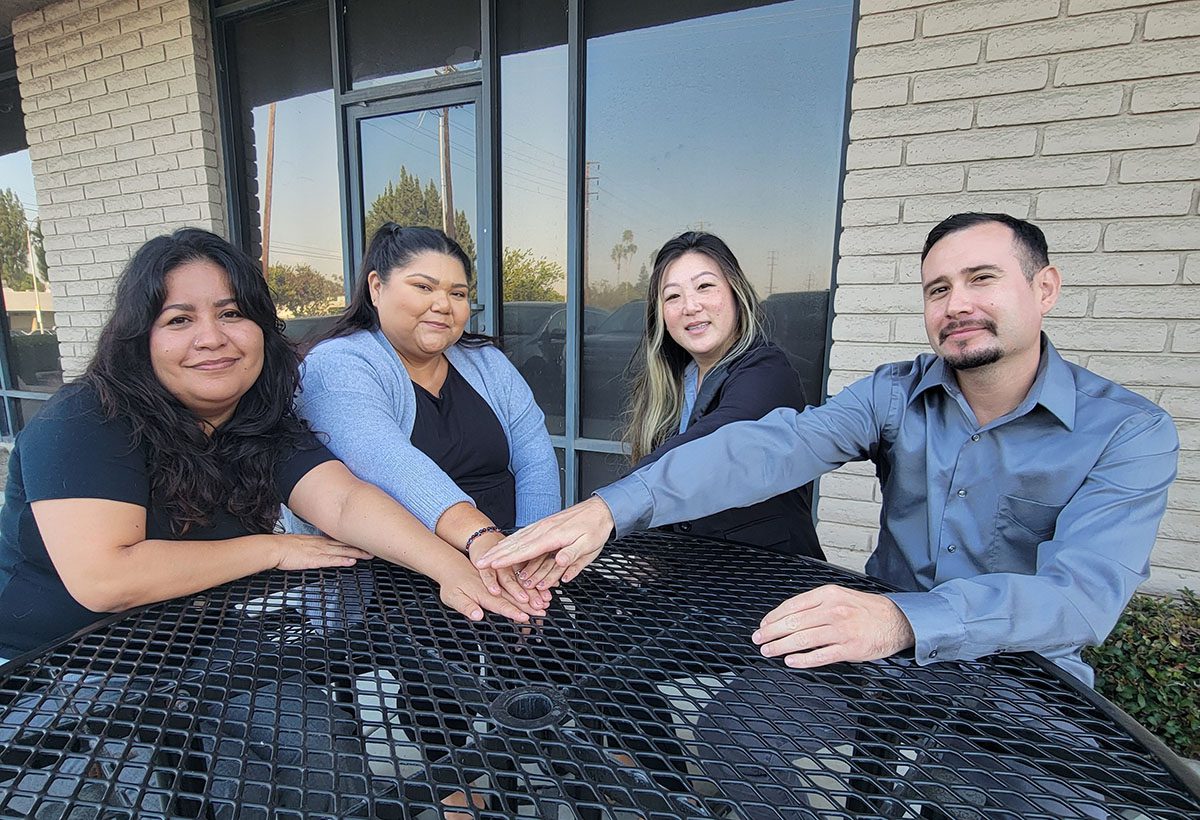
[593,472,654,539]
[884,591,965,665]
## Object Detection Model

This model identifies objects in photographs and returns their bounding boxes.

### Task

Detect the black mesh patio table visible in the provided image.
[1,530,1198,819]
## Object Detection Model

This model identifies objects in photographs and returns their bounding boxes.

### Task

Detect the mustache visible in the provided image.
[939,319,997,343]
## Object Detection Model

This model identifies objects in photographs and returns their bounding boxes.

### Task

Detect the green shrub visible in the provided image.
[1085,589,1199,759]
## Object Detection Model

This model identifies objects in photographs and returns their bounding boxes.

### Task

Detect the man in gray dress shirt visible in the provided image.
[477,213,1179,684]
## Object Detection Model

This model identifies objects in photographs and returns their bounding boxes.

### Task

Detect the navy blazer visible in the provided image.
[636,341,824,559]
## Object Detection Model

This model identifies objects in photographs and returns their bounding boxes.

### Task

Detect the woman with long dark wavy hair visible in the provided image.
[0,228,534,662]
[286,223,559,610]
[620,231,822,558]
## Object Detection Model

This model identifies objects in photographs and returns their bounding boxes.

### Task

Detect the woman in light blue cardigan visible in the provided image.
[289,224,560,612]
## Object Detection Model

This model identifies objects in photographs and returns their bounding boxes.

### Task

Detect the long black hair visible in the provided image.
[314,222,493,348]
[82,228,309,535]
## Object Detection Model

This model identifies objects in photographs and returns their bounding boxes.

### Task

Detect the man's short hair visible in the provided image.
[922,213,1050,280]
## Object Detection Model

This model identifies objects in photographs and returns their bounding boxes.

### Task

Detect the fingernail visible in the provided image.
[751,631,761,643]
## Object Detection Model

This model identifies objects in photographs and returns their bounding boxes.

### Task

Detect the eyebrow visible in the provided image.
[922,264,1004,291]
[662,271,719,291]
[406,272,468,288]
[161,297,238,312]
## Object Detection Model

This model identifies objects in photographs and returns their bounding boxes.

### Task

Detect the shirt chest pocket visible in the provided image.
[991,494,1065,573]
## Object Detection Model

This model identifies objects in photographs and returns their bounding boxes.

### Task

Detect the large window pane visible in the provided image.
[580,0,853,440]
[499,0,568,435]
[228,0,345,344]
[1,41,63,403]
[357,103,478,270]
[346,0,481,90]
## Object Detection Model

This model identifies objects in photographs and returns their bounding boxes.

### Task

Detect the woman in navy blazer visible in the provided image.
[623,232,823,558]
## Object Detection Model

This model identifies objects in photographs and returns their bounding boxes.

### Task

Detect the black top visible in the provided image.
[409,362,516,529]
[637,341,824,559]
[0,383,336,658]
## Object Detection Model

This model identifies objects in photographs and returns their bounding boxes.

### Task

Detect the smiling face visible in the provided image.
[659,250,739,374]
[370,250,471,363]
[149,258,265,428]
[921,221,1060,372]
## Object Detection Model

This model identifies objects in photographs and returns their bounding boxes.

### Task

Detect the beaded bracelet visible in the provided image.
[464,525,501,552]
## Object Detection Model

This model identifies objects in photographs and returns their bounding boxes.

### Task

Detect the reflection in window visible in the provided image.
[499,0,568,434]
[358,104,478,267]
[229,0,345,344]
[581,0,853,439]
[346,0,481,90]
[1,42,63,407]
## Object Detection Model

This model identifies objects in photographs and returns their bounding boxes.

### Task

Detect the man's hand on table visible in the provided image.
[474,496,614,587]
[752,584,915,668]
[466,531,552,614]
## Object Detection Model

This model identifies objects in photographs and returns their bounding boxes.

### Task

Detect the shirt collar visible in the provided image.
[910,334,1076,430]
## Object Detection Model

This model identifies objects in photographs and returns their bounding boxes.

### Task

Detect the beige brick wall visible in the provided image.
[824,0,1200,594]
[10,0,226,378]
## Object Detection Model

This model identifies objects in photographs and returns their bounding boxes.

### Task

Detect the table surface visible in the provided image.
[1,530,1197,820]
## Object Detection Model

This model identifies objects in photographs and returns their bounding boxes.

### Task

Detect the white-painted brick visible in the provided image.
[842,199,901,226]
[820,472,878,502]
[1144,2,1200,41]
[1093,287,1200,319]
[1040,221,1104,253]
[1045,318,1170,352]
[140,188,183,208]
[855,36,982,79]
[1057,252,1180,285]
[857,11,916,47]
[1130,76,1200,115]
[986,12,1136,61]
[1043,112,1200,156]
[924,0,1058,36]
[1186,255,1200,284]
[1056,40,1200,86]
[125,208,166,226]
[835,284,922,313]
[1036,184,1194,220]
[913,60,1048,103]
[1104,219,1200,252]
[1119,145,1200,183]
[907,127,1037,165]
[845,138,903,169]
[829,342,927,372]
[903,192,1031,222]
[849,100,974,139]
[967,155,1111,191]
[1175,323,1200,353]
[1069,0,1180,14]
[976,85,1123,127]
[833,314,894,342]
[96,159,138,181]
[123,44,167,71]
[852,76,909,110]
[89,91,130,115]
[844,165,964,198]
[841,223,936,256]
[1091,354,1200,389]
[836,257,899,285]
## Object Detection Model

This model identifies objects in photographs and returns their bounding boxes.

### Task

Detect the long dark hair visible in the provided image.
[315,222,492,348]
[622,231,767,462]
[82,228,309,535]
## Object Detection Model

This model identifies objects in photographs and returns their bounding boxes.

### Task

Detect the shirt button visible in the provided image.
[957,488,967,498]
[971,434,981,442]
[678,522,692,533]
[929,649,938,659]
[947,544,957,553]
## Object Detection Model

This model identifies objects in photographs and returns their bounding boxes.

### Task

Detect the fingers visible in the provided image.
[475,525,563,568]
[759,586,831,628]
[755,623,840,660]
[553,542,602,584]
[442,588,487,622]
[524,555,565,590]
[493,565,531,605]
[473,589,531,623]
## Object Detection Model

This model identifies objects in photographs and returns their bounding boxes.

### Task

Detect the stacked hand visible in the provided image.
[467,532,552,617]
[272,533,373,570]
[474,496,614,585]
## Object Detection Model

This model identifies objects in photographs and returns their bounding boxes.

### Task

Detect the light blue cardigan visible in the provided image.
[285,328,561,532]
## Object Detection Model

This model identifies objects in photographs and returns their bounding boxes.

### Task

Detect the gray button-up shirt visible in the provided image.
[596,337,1179,684]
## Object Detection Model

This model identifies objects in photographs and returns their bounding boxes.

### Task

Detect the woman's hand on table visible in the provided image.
[271,534,373,570]
[751,584,915,668]
[468,531,552,614]
[473,496,614,586]
[434,554,542,623]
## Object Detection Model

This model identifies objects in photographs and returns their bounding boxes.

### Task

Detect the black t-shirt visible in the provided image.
[409,363,516,529]
[0,383,336,658]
